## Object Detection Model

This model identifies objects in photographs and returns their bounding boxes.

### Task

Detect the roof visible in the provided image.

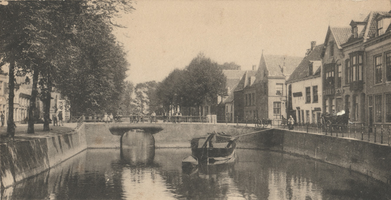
[234,70,257,91]
[329,27,352,49]
[287,44,324,83]
[345,11,391,45]
[222,70,245,80]
[261,55,303,77]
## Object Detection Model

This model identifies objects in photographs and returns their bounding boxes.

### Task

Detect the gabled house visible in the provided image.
[234,54,302,124]
[216,69,245,123]
[321,26,352,115]
[339,11,391,125]
[362,11,391,126]
[287,42,324,124]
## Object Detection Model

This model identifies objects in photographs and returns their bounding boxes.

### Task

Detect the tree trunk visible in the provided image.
[43,73,51,131]
[27,69,39,134]
[7,61,15,137]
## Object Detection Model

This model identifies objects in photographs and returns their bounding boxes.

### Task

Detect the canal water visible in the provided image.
[2,148,391,200]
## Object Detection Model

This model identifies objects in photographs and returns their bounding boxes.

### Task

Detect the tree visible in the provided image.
[0,1,132,134]
[156,69,185,114]
[117,81,134,116]
[181,54,226,108]
[134,81,158,115]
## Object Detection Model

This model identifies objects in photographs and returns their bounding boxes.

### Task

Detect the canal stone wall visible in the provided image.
[2,123,391,189]
[1,126,87,189]
[264,129,391,185]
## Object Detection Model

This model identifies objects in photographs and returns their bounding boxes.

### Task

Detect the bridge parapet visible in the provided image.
[107,124,164,135]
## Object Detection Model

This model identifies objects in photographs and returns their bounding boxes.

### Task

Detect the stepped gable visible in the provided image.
[287,44,324,84]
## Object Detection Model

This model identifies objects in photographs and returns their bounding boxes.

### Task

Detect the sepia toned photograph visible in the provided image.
[1,0,391,199]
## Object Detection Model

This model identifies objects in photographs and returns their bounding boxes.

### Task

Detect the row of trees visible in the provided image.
[0,1,132,135]
[156,54,227,115]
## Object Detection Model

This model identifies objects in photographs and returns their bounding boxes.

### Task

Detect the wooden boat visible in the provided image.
[182,132,237,172]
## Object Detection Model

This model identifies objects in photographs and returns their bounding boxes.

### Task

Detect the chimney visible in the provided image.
[252,65,257,71]
[311,41,316,50]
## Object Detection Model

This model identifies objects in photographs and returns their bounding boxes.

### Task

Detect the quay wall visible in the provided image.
[1,125,87,189]
[2,123,391,189]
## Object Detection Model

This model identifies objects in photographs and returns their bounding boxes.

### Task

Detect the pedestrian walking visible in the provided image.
[52,113,57,126]
[104,113,108,123]
[109,113,114,123]
[58,111,63,126]
[288,115,295,130]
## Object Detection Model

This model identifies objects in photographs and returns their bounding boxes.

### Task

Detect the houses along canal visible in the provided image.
[2,148,391,200]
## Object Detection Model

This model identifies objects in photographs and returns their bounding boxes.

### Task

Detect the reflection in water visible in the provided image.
[121,130,155,165]
[3,149,391,200]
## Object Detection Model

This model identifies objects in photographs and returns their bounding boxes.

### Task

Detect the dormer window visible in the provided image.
[377,19,384,36]
[353,26,358,38]
[309,62,313,76]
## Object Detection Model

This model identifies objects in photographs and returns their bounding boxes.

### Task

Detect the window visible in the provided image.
[248,93,251,106]
[305,87,311,103]
[273,102,281,116]
[375,95,382,122]
[276,83,283,95]
[377,19,384,36]
[309,62,313,76]
[386,52,391,81]
[386,94,391,122]
[325,98,329,113]
[312,86,318,103]
[349,54,364,82]
[306,110,310,123]
[353,95,358,121]
[353,26,358,38]
[375,55,383,84]
[345,59,351,84]
[329,42,334,57]
[337,64,342,87]
[252,93,255,105]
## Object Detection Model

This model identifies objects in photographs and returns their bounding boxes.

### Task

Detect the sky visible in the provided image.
[113,0,391,84]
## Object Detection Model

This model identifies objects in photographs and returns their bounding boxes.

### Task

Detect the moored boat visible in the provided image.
[182,132,237,170]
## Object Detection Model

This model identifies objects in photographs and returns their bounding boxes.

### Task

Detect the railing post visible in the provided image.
[306,123,309,133]
[361,124,364,140]
[381,125,384,144]
[374,125,377,143]
[325,124,328,135]
[348,123,351,138]
[388,125,390,146]
[330,124,332,136]
[368,124,371,142]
